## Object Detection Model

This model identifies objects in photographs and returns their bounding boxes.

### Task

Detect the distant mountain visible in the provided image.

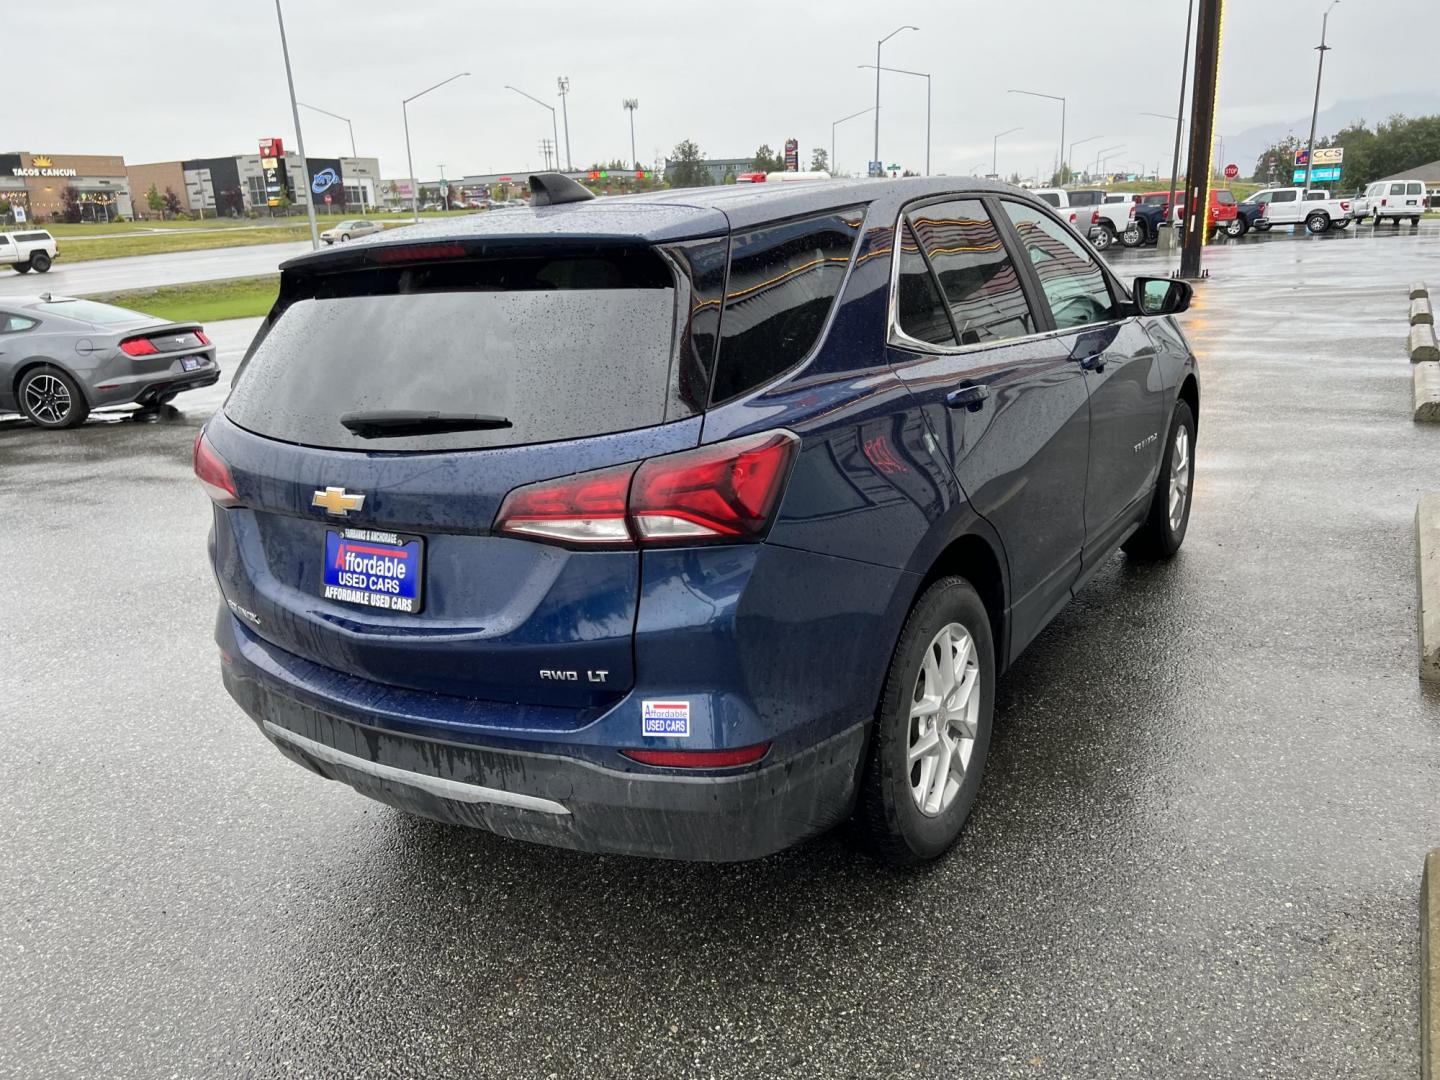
[1226,93,1440,170]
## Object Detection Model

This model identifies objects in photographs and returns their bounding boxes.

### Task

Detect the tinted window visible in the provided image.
[15,232,51,242]
[1035,192,1061,207]
[710,210,862,403]
[1303,191,1327,201]
[1271,190,1297,203]
[909,199,1033,345]
[1002,201,1118,331]
[1390,184,1406,195]
[1409,183,1424,195]
[226,252,680,452]
[0,236,8,244]
[895,222,955,346]
[1068,191,1104,207]
[1215,189,1236,204]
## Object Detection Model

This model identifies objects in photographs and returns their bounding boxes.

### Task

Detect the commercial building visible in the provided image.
[128,151,381,218]
[0,151,133,222]
[662,156,753,185]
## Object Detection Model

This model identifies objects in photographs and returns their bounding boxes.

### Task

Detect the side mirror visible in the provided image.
[1133,276,1193,316]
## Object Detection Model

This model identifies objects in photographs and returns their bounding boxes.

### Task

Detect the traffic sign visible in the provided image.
[1224,163,1239,180]
[868,161,883,177]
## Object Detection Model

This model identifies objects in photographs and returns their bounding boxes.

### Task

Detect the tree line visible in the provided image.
[1253,113,1440,189]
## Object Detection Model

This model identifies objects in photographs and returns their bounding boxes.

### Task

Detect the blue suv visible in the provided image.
[198,174,1198,864]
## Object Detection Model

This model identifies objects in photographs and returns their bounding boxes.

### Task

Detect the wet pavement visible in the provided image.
[3,221,1439,1079]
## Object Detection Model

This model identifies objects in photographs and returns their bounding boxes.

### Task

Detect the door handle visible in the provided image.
[1076,351,1106,373]
[945,384,989,411]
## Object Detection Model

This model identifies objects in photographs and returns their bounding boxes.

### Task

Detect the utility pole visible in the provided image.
[993,126,1023,177]
[1303,1,1339,192]
[872,25,918,178]
[1180,0,1225,279]
[1160,0,1195,255]
[623,99,639,170]
[273,0,318,249]
[557,76,573,171]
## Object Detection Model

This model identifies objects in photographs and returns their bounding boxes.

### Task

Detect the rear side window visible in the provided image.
[15,232,51,243]
[908,199,1033,345]
[225,251,681,452]
[1272,190,1297,203]
[709,210,862,404]
[1001,201,1118,331]
[1391,184,1406,195]
[1,314,37,334]
[895,222,956,346]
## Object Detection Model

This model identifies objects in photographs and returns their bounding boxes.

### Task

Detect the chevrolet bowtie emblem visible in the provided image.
[312,486,365,515]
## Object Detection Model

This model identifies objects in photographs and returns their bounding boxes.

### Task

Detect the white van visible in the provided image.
[1359,180,1425,226]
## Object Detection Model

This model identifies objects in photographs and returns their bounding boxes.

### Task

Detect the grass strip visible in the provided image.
[82,275,279,324]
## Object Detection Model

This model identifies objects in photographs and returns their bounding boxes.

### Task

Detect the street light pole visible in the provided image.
[403,71,470,223]
[833,106,876,177]
[623,99,639,170]
[1094,144,1126,177]
[859,65,931,176]
[506,85,560,175]
[438,165,448,211]
[992,126,1023,178]
[273,0,319,249]
[298,101,362,211]
[1303,1,1339,192]
[557,76,573,171]
[872,25,918,177]
[1008,88,1066,183]
[1069,135,1103,180]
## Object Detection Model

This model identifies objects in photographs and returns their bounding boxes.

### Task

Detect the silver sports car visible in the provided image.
[0,293,219,429]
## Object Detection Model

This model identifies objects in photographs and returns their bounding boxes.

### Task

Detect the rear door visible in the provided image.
[996,199,1165,569]
[888,196,1089,654]
[1267,188,1300,224]
[0,234,15,265]
[210,244,704,712]
[1405,182,1425,214]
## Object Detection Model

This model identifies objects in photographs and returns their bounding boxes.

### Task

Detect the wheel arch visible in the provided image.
[12,356,91,406]
[1178,371,1199,434]
[916,529,1011,673]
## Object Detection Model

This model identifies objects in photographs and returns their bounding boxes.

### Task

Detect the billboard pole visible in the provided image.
[274,0,319,250]
[1180,0,1224,280]
[1302,2,1339,193]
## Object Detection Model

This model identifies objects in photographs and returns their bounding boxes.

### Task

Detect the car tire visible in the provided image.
[1255,221,1271,232]
[1121,223,1144,248]
[17,365,89,429]
[13,261,30,274]
[31,252,52,273]
[340,233,350,242]
[1305,212,1330,234]
[856,576,996,866]
[1225,218,1247,237]
[1091,225,1114,251]
[1123,400,1196,560]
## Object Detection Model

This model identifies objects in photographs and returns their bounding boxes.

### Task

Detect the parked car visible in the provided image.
[1244,187,1353,234]
[1031,188,1105,234]
[0,229,57,274]
[1090,192,1141,250]
[319,219,383,245]
[1,294,219,428]
[1360,180,1426,226]
[198,173,1199,864]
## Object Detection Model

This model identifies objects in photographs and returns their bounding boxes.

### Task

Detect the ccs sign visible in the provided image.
[1294,147,1344,167]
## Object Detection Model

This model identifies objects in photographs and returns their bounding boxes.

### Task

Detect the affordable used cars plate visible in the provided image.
[322,528,424,613]
[180,356,205,372]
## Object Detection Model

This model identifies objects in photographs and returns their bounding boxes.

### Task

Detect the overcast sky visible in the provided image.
[11,0,1434,182]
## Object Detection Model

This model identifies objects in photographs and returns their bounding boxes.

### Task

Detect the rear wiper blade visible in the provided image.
[339,410,513,438]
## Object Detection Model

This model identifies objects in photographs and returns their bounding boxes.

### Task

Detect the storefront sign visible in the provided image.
[11,155,77,178]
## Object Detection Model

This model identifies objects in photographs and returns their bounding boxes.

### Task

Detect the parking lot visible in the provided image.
[3,220,1440,1078]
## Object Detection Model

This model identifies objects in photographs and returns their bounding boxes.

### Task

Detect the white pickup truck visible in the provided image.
[1031,188,1106,234]
[1244,187,1353,234]
[0,229,57,273]
[1088,191,1140,250]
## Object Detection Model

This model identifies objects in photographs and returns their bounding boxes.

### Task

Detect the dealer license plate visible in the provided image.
[321,528,424,613]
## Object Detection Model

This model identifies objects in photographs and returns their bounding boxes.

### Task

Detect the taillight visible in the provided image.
[194,330,211,345]
[494,430,798,549]
[1129,205,1136,219]
[1068,211,1077,223]
[1091,210,1101,225]
[120,336,158,357]
[1381,198,1388,206]
[193,430,240,507]
[621,743,771,769]
[1340,201,1350,211]
[1258,204,1268,217]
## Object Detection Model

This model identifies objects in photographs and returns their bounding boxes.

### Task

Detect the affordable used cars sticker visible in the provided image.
[641,700,690,737]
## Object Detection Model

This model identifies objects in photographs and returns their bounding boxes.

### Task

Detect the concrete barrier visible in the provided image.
[1417,298,1437,327]
[1425,851,1440,1080]
[1414,324,1440,363]
[1415,282,1432,301]
[1420,495,1440,684]
[1416,364,1440,423]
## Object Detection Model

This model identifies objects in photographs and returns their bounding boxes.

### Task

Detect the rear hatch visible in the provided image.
[207,239,708,713]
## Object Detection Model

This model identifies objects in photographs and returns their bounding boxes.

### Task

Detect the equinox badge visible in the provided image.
[312,486,365,516]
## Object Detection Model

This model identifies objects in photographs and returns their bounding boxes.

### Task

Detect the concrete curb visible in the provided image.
[1417,364,1440,423]
[1414,282,1432,301]
[1424,851,1440,1080]
[1417,298,1437,327]
[1420,495,1440,684]
[1413,324,1440,363]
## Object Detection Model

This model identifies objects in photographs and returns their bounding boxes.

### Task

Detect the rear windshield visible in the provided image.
[1035,192,1061,207]
[1215,190,1236,204]
[225,252,680,452]
[1067,191,1103,206]
[15,231,51,242]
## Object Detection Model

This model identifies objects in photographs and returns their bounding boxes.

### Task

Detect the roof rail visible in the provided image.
[528,172,595,206]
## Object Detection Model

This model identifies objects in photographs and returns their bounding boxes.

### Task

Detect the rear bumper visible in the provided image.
[221,655,867,862]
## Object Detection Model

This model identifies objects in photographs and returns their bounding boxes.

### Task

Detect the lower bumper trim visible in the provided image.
[263,720,570,816]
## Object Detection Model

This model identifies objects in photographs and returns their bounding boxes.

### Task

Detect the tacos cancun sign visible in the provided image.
[11,156,78,178]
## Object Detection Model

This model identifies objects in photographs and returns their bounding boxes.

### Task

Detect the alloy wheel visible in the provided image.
[907,622,981,817]
[1168,425,1191,532]
[23,374,72,425]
